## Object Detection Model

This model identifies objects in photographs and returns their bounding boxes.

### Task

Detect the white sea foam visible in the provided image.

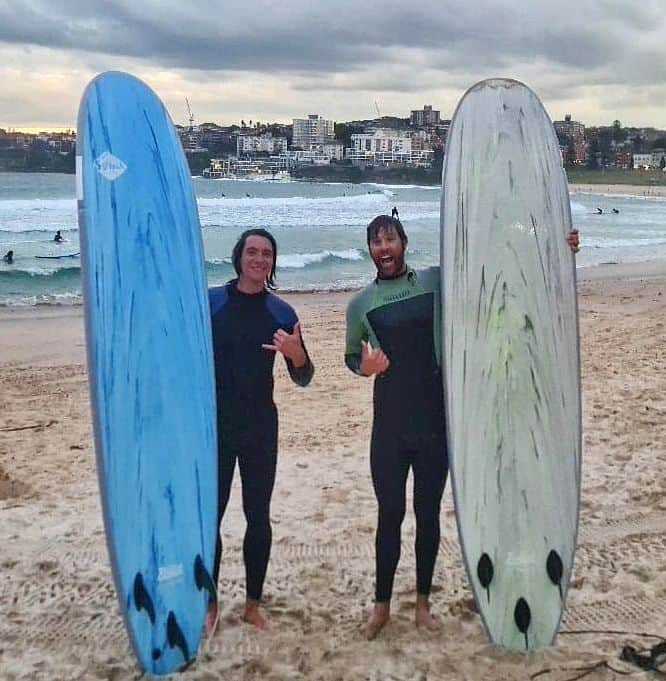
[4,175,666,302]
[278,249,364,268]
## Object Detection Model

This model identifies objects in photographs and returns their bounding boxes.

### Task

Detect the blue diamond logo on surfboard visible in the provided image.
[94,151,127,180]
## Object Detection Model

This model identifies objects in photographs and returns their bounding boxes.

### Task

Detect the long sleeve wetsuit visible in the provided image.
[345,267,448,602]
[210,280,313,600]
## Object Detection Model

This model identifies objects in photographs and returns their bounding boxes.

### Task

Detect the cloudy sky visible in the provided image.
[1,0,665,131]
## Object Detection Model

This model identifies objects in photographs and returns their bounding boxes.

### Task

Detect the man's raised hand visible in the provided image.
[262,322,307,367]
[360,339,390,376]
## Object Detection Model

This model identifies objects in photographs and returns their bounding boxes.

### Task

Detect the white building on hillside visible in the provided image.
[237,133,287,156]
[346,128,432,167]
[633,151,666,169]
[321,142,344,161]
[292,114,335,149]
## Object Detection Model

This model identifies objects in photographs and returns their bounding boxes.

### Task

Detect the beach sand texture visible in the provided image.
[1,263,665,680]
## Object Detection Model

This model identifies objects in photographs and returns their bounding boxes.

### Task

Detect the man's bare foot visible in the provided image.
[415,595,440,631]
[242,600,269,630]
[365,602,390,640]
[204,602,218,638]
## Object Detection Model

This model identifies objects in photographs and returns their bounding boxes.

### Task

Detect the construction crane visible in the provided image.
[185,98,194,130]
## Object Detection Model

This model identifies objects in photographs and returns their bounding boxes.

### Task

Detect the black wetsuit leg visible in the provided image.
[212,407,278,600]
[371,414,448,603]
[212,437,238,585]
[237,407,278,601]
[412,426,448,596]
[370,425,411,603]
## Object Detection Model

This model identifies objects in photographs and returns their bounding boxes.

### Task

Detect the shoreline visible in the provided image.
[2,258,666,313]
[4,168,666,197]
[569,182,666,198]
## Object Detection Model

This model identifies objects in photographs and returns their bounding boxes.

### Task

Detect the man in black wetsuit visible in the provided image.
[345,215,580,640]
[208,228,314,632]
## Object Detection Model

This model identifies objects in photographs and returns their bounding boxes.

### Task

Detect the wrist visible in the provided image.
[290,348,307,367]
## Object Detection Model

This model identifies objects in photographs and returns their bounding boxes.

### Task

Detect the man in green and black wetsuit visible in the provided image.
[345,214,447,639]
[346,215,581,640]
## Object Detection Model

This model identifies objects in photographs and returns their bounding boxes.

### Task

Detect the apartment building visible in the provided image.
[410,105,441,129]
[237,132,288,156]
[347,128,433,167]
[292,114,335,149]
[554,115,587,164]
[633,151,666,169]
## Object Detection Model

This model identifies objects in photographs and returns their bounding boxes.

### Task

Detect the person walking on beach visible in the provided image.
[207,228,314,633]
[2,249,14,264]
[53,230,64,243]
[345,215,580,640]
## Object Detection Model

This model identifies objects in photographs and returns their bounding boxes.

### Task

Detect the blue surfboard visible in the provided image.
[77,72,218,675]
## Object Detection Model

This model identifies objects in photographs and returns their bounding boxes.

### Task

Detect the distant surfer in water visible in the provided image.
[345,215,581,640]
[391,206,399,219]
[207,228,314,633]
[612,208,620,214]
[596,207,603,215]
[54,230,64,242]
[2,249,13,264]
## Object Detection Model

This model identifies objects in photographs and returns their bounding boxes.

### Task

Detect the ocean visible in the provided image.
[1,171,666,306]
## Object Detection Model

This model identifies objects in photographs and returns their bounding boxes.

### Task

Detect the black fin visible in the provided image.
[194,554,217,605]
[166,611,190,663]
[546,549,564,600]
[514,598,531,650]
[133,572,155,624]
[477,553,494,603]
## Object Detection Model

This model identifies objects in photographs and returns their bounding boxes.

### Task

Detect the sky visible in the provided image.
[1,0,665,131]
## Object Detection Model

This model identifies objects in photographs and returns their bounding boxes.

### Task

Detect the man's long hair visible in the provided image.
[231,228,278,289]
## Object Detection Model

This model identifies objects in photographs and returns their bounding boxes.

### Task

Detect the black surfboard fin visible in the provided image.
[546,549,564,600]
[514,598,531,651]
[621,641,666,672]
[167,611,190,663]
[133,572,156,624]
[194,554,217,605]
[477,553,494,603]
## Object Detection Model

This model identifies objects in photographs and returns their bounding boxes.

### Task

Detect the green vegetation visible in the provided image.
[0,145,75,173]
[565,168,666,186]
[185,151,212,176]
[291,163,442,185]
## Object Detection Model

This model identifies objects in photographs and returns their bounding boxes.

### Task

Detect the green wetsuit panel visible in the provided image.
[345,266,442,428]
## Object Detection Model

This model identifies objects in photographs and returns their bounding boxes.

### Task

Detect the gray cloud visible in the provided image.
[0,1,664,76]
[1,1,665,127]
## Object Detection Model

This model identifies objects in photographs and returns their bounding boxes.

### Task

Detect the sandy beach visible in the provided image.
[1,260,665,680]
[569,183,666,198]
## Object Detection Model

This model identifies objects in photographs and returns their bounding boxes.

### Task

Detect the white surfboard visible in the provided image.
[440,78,582,651]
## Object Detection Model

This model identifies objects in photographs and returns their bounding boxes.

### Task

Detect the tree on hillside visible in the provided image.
[586,138,600,170]
[334,123,357,149]
[612,120,626,144]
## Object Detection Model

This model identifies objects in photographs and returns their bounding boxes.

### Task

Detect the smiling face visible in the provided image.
[238,234,275,291]
[369,225,407,279]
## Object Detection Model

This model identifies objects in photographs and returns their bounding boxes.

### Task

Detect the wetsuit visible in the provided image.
[345,267,448,602]
[210,280,313,600]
